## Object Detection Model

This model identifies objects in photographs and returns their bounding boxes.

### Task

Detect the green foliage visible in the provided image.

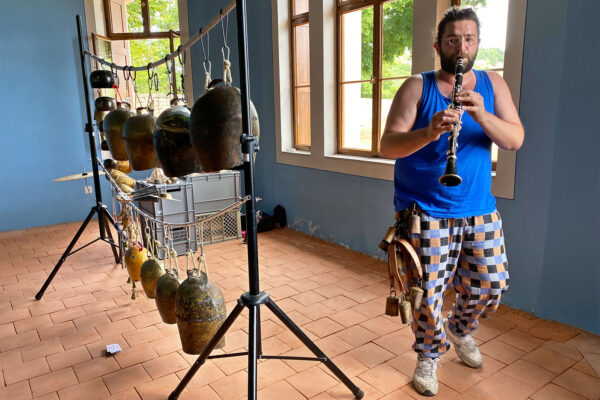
[126,0,180,95]
[475,47,504,69]
[358,0,492,99]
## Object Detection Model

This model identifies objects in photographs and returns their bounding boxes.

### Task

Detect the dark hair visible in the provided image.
[436,6,481,46]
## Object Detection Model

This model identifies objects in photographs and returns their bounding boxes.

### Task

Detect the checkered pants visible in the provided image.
[406,210,509,358]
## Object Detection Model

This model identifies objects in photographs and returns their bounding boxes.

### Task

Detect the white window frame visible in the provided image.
[271,0,527,199]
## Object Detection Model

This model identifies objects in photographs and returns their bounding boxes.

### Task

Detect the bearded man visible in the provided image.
[380,6,524,396]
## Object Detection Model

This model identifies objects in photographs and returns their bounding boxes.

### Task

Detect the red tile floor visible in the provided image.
[1,221,599,399]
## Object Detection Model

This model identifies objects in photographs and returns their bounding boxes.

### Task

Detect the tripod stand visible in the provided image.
[35,15,120,301]
[169,1,363,399]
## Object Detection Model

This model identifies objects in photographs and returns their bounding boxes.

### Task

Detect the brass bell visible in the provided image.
[189,82,260,172]
[123,108,157,171]
[153,104,198,177]
[140,259,165,299]
[385,295,399,317]
[409,286,424,310]
[175,268,226,354]
[400,297,413,324]
[155,270,180,324]
[379,226,396,252]
[103,104,133,161]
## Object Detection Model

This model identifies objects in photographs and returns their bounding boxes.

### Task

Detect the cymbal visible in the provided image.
[53,171,105,182]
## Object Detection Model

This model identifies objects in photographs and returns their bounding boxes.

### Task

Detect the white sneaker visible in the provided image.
[413,353,441,396]
[444,319,483,368]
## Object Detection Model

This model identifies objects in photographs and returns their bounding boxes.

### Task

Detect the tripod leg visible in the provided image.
[248,304,259,400]
[169,301,245,400]
[266,298,364,399]
[100,207,120,264]
[35,207,97,300]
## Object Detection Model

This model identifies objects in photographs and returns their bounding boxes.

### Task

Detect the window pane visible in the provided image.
[473,0,508,70]
[380,78,405,138]
[126,1,144,33]
[294,87,311,148]
[293,0,309,15]
[294,24,310,86]
[341,82,372,151]
[149,0,180,31]
[341,8,373,82]
[381,0,412,79]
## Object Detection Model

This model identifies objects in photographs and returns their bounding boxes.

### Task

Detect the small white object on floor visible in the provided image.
[106,343,122,356]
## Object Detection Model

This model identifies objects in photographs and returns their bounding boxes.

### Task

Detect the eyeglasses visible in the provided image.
[445,36,478,48]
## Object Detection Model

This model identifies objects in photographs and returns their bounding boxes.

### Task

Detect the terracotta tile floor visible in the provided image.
[1,221,599,399]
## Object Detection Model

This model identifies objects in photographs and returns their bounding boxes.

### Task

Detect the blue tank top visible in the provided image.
[393,70,495,217]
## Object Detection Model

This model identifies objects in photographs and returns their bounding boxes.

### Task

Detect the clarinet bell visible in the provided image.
[439,157,462,187]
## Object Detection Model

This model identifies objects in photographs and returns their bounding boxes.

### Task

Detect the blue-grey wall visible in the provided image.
[186,0,599,334]
[0,0,112,230]
[0,0,597,333]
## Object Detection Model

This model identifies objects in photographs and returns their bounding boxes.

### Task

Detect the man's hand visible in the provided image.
[455,90,487,122]
[427,108,461,140]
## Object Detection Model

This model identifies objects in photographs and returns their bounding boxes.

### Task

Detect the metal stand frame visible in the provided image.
[35,15,120,301]
[169,1,363,399]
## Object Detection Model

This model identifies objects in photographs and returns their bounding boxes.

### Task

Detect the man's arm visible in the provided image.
[455,71,524,150]
[380,75,461,159]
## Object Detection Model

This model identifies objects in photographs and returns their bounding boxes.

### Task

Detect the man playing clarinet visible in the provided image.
[380,6,524,397]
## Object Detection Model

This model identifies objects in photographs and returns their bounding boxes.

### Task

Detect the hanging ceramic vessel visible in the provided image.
[95,96,117,112]
[123,107,157,170]
[175,257,226,354]
[103,103,132,161]
[153,104,197,177]
[189,82,260,172]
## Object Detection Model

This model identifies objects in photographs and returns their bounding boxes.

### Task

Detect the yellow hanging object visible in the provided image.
[125,243,148,282]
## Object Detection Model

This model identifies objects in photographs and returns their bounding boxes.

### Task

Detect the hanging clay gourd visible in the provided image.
[189,82,260,172]
[104,102,133,161]
[123,107,157,170]
[124,243,147,282]
[175,258,226,354]
[140,241,165,299]
[153,104,198,177]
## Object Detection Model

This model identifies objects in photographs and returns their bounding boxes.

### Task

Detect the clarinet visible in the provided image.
[439,58,464,187]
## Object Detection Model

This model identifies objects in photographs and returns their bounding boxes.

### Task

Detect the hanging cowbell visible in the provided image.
[175,269,226,354]
[95,96,117,112]
[123,107,157,170]
[90,69,114,89]
[140,258,165,299]
[155,270,180,324]
[124,244,148,282]
[103,103,133,161]
[153,105,198,177]
[189,82,260,172]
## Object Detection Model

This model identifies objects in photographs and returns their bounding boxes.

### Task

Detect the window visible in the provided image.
[291,0,311,150]
[337,0,413,156]
[471,0,510,172]
[271,0,526,198]
[98,0,183,115]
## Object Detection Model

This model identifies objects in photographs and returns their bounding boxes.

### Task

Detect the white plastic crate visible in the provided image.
[186,171,242,214]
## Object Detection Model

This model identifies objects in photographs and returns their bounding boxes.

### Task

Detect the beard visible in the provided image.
[440,49,478,74]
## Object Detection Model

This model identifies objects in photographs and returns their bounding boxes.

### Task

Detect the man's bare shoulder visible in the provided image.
[486,70,508,87]
[397,74,424,100]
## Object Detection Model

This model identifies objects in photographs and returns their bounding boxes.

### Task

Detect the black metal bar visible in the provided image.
[76,15,106,237]
[208,351,249,359]
[99,207,120,263]
[236,0,260,298]
[259,355,327,361]
[266,298,364,399]
[35,207,96,300]
[168,302,245,400]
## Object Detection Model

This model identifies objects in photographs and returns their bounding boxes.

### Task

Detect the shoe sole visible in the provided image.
[444,321,483,368]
